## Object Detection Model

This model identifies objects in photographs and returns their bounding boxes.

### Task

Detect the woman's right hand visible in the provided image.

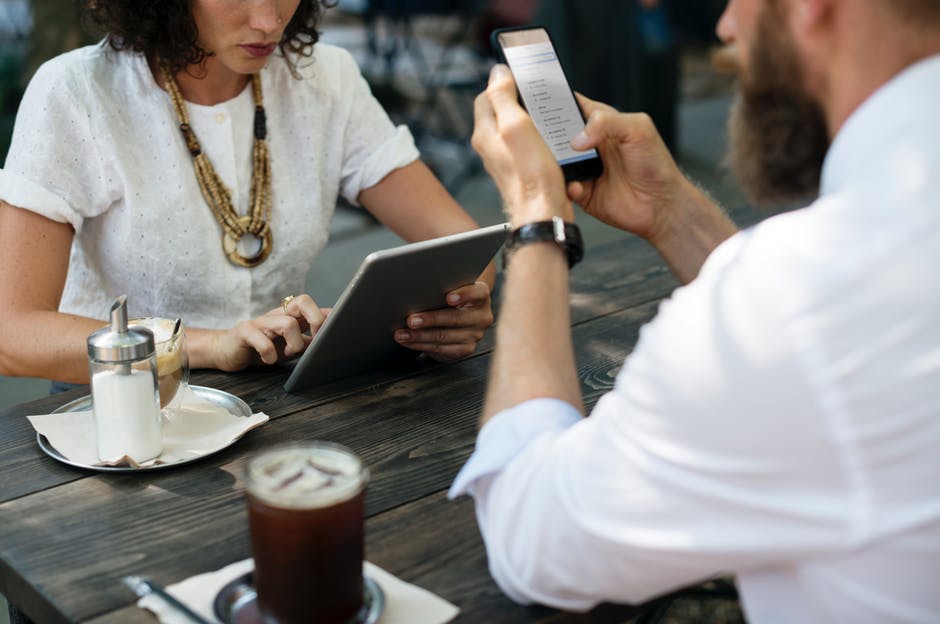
[203,294,329,372]
[567,94,687,243]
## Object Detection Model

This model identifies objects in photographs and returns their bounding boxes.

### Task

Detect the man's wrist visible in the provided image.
[507,217,584,269]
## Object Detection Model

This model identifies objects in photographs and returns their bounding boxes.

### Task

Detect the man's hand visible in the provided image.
[566,94,686,242]
[471,65,574,225]
[569,94,738,282]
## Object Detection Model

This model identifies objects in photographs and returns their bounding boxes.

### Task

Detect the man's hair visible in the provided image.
[889,0,940,25]
[82,0,337,75]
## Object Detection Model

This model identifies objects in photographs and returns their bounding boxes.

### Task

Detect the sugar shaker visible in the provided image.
[87,295,163,463]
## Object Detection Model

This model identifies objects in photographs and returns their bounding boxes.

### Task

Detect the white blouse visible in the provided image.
[0,41,419,329]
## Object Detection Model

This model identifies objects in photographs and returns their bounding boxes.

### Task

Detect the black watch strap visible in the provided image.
[508,216,584,269]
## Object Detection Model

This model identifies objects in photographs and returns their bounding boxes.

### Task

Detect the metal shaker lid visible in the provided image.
[87,295,155,363]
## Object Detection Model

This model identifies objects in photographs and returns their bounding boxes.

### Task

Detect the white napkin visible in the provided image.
[139,558,460,624]
[27,385,268,468]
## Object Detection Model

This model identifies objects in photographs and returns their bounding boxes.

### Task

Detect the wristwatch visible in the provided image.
[507,216,584,269]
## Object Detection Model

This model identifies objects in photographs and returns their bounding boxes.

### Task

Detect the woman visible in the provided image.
[0,0,495,383]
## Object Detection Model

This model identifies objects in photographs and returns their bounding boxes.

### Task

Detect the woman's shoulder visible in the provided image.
[28,42,149,101]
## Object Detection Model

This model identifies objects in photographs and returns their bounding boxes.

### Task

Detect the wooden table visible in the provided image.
[0,235,682,623]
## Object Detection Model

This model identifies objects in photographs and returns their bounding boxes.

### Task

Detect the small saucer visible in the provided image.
[213,572,384,624]
[37,385,253,472]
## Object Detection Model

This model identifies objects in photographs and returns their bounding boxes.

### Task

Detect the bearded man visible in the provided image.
[451,0,940,621]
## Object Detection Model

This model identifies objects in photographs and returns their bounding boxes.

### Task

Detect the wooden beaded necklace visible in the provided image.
[161,64,273,268]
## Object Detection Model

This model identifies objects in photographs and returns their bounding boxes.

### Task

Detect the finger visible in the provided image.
[471,89,498,158]
[394,334,480,360]
[395,325,485,346]
[444,280,490,308]
[574,92,610,117]
[407,303,493,331]
[277,294,328,335]
[235,321,279,365]
[292,294,328,334]
[268,315,311,357]
[485,65,530,129]
[252,314,309,358]
[567,179,594,207]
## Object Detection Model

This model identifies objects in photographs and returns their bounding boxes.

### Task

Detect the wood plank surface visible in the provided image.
[0,235,684,623]
[0,297,659,623]
[0,237,677,506]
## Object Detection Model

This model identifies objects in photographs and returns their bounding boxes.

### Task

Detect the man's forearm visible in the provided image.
[481,242,584,427]
[649,178,738,284]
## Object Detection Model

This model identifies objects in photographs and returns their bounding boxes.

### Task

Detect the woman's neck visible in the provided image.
[151,56,251,106]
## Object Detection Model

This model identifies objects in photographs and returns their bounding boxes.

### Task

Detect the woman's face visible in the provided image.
[191,0,302,76]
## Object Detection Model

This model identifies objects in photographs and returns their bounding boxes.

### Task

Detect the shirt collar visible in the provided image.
[820,53,940,196]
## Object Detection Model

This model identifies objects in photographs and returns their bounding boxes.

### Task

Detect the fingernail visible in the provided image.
[396,330,411,342]
[490,64,510,84]
[410,316,424,328]
[571,131,590,150]
[447,293,461,305]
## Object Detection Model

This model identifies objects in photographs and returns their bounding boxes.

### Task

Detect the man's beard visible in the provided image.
[727,4,831,208]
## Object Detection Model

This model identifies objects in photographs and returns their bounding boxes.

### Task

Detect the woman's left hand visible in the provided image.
[394,280,494,361]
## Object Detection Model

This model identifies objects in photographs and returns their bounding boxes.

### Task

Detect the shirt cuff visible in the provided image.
[448,398,582,499]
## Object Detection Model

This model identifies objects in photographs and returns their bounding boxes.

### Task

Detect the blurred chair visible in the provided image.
[358,0,493,192]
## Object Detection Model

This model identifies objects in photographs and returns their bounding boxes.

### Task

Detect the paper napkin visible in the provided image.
[27,385,268,468]
[139,558,460,624]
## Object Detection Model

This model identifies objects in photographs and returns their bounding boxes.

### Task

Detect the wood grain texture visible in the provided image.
[0,237,677,623]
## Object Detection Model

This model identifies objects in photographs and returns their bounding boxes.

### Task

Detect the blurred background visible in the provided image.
[0,0,743,403]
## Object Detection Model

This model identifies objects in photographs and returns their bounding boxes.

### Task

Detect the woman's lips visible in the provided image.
[241,43,277,58]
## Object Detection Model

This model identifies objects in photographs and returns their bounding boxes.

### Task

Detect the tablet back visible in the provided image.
[283,223,509,392]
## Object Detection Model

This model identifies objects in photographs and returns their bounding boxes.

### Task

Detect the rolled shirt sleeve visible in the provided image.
[1,48,120,232]
[334,49,420,205]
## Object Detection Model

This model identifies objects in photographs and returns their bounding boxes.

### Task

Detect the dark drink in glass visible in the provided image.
[245,442,368,624]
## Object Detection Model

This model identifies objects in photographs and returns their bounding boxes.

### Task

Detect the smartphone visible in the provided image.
[491,25,603,182]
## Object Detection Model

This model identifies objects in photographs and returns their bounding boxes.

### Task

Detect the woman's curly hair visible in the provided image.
[82,0,337,75]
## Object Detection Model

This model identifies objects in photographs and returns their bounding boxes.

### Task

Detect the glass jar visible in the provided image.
[87,296,163,463]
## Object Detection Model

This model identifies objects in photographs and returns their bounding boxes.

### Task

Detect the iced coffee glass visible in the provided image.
[244,442,368,624]
[128,318,188,408]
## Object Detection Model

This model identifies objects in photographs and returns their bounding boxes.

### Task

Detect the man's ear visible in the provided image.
[792,0,831,32]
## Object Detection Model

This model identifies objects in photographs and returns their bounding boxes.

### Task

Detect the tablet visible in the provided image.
[283,223,509,392]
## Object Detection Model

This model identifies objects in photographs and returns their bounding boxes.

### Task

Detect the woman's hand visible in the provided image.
[394,281,494,361]
[203,294,329,372]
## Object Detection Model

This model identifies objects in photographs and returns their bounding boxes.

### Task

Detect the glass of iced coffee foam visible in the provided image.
[244,442,369,624]
[128,317,188,408]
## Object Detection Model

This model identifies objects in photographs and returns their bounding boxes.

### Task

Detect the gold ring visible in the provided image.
[281,295,295,314]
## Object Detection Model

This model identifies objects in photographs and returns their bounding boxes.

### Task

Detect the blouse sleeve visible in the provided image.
[333,49,420,205]
[0,52,119,232]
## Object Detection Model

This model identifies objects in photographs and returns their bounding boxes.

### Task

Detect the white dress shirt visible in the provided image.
[451,55,940,623]
[0,42,418,328]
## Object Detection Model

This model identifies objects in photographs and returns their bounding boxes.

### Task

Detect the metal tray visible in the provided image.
[37,385,251,473]
[213,572,384,624]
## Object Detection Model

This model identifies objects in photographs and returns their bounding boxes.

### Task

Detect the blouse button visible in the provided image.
[215,112,227,124]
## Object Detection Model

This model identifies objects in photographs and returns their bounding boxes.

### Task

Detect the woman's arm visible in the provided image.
[358,160,498,360]
[0,201,330,381]
[358,159,497,288]
[0,200,102,382]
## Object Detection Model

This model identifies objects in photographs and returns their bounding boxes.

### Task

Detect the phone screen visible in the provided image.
[495,27,601,177]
